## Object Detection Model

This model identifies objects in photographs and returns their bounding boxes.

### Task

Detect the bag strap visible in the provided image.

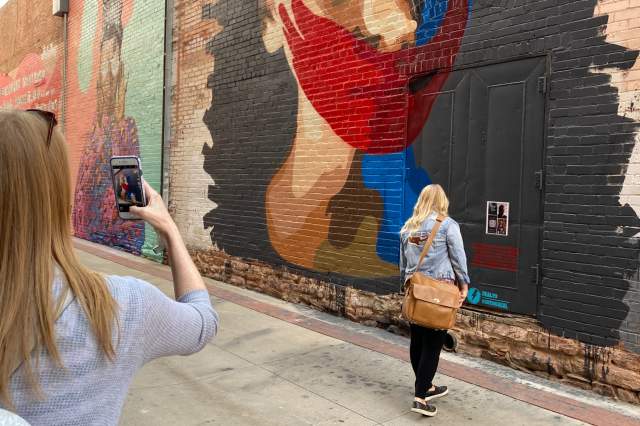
[415,214,446,270]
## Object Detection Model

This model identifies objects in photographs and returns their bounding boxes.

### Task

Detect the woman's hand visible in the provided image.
[129,180,177,239]
[458,285,469,308]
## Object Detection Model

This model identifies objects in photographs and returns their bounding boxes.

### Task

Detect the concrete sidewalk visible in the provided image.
[74,240,640,426]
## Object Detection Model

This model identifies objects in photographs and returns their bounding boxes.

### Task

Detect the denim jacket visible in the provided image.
[399,213,471,289]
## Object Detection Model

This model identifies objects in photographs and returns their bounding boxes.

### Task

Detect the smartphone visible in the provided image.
[110,156,147,220]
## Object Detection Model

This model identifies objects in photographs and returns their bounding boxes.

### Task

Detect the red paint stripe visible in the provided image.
[73,238,639,426]
[471,243,519,272]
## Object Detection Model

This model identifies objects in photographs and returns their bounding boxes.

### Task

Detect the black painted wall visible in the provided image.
[200,0,640,353]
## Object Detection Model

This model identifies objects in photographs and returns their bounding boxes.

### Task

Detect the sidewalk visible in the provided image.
[73,239,640,426]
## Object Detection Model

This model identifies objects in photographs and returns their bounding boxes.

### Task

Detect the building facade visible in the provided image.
[1,0,165,258]
[2,0,639,403]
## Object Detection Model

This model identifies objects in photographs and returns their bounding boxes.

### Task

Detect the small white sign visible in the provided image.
[486,201,509,236]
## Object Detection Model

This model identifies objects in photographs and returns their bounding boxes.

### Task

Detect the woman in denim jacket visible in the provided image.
[399,184,470,417]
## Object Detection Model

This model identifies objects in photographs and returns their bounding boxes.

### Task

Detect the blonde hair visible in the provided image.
[401,184,449,234]
[0,110,118,408]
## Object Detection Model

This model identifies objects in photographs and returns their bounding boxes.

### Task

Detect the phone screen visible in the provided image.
[111,163,145,214]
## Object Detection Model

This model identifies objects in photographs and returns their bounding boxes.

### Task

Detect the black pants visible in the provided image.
[410,324,446,399]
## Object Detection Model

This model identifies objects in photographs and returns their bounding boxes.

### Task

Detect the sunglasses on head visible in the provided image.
[26,109,58,148]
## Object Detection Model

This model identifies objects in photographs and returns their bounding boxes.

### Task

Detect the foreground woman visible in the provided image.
[400,184,470,417]
[0,109,219,425]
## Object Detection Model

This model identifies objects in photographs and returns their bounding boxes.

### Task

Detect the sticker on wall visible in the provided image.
[486,201,509,236]
[467,288,481,304]
[466,287,510,310]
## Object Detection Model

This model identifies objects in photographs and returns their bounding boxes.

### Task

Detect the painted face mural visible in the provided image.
[277,0,467,153]
[203,0,470,285]
[71,0,144,253]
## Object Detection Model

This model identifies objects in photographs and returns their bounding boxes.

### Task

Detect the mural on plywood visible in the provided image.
[202,0,470,288]
[68,0,164,256]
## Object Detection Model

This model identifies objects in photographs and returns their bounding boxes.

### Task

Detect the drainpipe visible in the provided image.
[149,0,174,258]
[161,0,174,202]
[61,11,68,131]
[53,0,69,130]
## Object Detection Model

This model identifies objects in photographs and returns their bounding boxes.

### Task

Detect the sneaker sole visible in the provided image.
[424,388,449,402]
[411,407,437,417]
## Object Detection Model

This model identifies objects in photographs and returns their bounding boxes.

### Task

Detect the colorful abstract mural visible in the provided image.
[202,0,470,283]
[66,0,164,256]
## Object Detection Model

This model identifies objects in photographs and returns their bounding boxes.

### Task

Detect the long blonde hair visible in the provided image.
[0,110,118,407]
[401,184,449,234]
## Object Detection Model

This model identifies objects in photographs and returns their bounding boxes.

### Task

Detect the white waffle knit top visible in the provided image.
[1,274,219,426]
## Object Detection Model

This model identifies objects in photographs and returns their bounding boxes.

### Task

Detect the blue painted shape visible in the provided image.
[468,288,481,304]
[361,147,431,264]
[415,0,474,46]
[415,0,449,46]
[403,147,431,223]
[358,0,475,267]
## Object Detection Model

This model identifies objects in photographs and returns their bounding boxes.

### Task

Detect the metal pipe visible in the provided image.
[161,0,174,202]
[61,11,68,131]
[149,0,174,258]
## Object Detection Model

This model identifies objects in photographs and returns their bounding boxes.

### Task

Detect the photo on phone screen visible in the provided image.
[110,158,146,217]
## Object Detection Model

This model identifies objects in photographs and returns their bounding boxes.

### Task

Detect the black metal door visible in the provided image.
[411,57,546,315]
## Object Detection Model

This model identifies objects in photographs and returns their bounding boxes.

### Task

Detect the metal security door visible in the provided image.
[410,57,546,315]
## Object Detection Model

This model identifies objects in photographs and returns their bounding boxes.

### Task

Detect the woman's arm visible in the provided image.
[138,278,218,362]
[130,181,206,298]
[446,221,470,307]
[129,181,218,362]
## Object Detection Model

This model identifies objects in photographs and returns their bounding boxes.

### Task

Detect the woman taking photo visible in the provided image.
[0,109,219,425]
[399,184,470,417]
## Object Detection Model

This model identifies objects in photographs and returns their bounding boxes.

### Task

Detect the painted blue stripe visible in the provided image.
[415,0,449,46]
[360,0,473,266]
[361,147,430,264]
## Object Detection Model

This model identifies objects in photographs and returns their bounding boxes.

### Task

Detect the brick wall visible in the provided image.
[64,0,165,257]
[0,0,63,113]
[170,0,640,402]
[169,0,220,248]
[598,0,640,354]
[0,0,62,72]
[442,0,640,353]
[1,0,166,257]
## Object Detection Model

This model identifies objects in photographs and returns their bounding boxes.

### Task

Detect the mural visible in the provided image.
[66,0,164,256]
[200,0,640,350]
[71,0,144,252]
[0,47,61,113]
[202,0,470,283]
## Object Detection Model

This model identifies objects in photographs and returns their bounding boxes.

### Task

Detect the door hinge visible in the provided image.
[531,264,541,285]
[535,170,545,190]
[537,76,547,94]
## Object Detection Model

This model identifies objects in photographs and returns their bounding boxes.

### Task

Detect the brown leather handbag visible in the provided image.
[402,215,460,330]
